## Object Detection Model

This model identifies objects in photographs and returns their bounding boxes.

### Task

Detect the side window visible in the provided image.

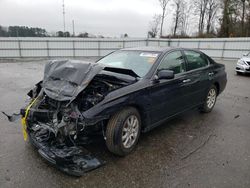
[184,50,208,71]
[158,51,185,74]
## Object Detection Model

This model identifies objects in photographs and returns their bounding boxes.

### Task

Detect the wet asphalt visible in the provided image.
[0,59,249,188]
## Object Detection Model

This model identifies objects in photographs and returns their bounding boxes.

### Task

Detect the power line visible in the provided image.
[72,20,75,37]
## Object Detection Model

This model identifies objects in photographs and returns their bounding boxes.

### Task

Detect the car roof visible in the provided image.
[121,46,176,52]
[120,46,204,55]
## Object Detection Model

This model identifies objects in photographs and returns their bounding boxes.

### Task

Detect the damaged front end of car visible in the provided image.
[21,92,105,176]
[19,59,135,176]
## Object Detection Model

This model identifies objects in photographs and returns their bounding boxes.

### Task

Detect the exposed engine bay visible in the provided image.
[78,75,127,111]
[27,74,128,145]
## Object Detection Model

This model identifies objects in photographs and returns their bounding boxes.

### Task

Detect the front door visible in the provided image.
[149,50,189,125]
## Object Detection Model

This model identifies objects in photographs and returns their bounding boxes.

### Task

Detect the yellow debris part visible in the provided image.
[21,98,38,141]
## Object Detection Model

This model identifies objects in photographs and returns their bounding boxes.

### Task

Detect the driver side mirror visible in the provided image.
[157,70,174,80]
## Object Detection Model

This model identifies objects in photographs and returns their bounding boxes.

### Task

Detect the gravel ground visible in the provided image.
[0,59,250,188]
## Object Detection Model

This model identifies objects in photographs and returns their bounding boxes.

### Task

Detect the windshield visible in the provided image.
[97,50,161,77]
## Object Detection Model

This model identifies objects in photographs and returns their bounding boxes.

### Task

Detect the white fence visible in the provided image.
[0,37,250,59]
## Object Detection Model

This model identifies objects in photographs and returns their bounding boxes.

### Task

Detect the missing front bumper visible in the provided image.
[28,129,105,176]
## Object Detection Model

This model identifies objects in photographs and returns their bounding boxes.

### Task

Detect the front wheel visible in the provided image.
[105,107,141,156]
[200,85,217,113]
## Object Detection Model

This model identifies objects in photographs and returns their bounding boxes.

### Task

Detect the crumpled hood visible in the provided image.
[43,60,104,102]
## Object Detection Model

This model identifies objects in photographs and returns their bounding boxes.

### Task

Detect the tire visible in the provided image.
[200,85,217,113]
[105,107,141,156]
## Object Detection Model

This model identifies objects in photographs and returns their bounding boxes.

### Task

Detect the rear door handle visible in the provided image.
[183,79,191,83]
[208,72,214,76]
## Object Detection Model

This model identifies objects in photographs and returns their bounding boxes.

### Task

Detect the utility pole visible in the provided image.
[72,20,75,37]
[62,0,66,36]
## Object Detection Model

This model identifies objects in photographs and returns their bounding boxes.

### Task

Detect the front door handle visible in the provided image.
[183,79,191,83]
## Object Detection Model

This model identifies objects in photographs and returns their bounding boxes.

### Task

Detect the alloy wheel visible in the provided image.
[207,88,216,109]
[122,115,139,149]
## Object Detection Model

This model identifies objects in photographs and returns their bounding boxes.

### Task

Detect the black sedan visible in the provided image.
[19,47,227,175]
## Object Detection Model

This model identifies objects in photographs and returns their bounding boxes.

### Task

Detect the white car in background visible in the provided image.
[236,52,250,74]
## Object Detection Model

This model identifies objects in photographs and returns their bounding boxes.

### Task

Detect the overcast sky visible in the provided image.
[0,0,175,37]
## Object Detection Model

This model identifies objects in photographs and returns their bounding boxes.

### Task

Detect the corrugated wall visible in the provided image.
[0,37,249,59]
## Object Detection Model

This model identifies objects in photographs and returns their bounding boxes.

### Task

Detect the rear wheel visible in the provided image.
[200,85,217,113]
[105,107,141,156]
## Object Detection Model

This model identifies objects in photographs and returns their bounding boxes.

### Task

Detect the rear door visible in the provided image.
[182,50,212,106]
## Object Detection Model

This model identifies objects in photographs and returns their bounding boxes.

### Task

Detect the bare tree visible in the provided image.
[219,0,231,37]
[159,0,170,37]
[247,0,250,36]
[172,0,183,36]
[219,0,241,37]
[180,2,193,36]
[206,0,219,34]
[148,14,161,38]
[194,0,209,35]
[241,0,246,35]
[239,0,250,36]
